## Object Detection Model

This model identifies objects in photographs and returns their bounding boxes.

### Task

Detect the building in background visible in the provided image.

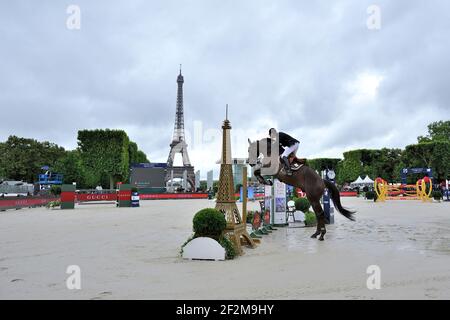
[130,163,166,193]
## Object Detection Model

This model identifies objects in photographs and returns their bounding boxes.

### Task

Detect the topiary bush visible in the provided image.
[365,191,375,200]
[180,208,237,259]
[295,197,310,212]
[432,190,443,201]
[304,211,317,227]
[246,211,255,224]
[193,208,227,239]
[50,185,61,196]
[46,200,61,209]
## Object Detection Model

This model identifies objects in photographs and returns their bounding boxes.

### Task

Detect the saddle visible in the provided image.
[283,156,306,172]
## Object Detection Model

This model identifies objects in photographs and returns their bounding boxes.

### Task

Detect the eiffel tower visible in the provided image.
[165,67,195,191]
[215,105,256,255]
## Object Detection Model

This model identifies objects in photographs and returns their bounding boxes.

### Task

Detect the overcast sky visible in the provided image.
[1,1,449,179]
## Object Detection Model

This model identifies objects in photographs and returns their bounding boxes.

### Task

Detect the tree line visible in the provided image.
[307,120,450,185]
[0,129,149,189]
[1,121,448,190]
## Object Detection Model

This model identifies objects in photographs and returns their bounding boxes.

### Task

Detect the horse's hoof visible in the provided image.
[319,237,324,241]
[311,233,319,238]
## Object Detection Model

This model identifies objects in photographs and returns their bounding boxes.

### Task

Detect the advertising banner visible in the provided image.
[273,179,287,225]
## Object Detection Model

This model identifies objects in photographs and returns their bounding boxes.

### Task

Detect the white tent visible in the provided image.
[350,176,364,187]
[350,176,374,189]
[362,175,374,184]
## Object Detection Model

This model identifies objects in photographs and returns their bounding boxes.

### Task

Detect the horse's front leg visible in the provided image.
[310,200,326,241]
[254,169,272,186]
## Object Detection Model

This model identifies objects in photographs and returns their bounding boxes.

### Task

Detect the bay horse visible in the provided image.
[248,137,355,241]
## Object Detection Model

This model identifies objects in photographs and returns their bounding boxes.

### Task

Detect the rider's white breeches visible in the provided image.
[281,142,299,158]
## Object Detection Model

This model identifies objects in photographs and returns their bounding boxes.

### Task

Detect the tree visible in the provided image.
[307,158,341,173]
[128,141,149,165]
[53,150,87,187]
[199,180,207,191]
[77,129,130,189]
[402,141,450,181]
[135,150,149,163]
[335,148,404,184]
[417,120,450,143]
[336,150,364,185]
[369,148,403,182]
[128,141,139,164]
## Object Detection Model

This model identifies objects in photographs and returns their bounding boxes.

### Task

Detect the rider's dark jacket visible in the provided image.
[278,132,299,147]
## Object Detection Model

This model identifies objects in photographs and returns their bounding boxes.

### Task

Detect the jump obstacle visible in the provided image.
[374,176,432,202]
[60,184,136,209]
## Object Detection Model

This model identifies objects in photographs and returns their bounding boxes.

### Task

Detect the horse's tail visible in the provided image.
[323,179,355,221]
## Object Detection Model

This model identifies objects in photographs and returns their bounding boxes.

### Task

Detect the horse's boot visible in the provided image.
[281,156,292,175]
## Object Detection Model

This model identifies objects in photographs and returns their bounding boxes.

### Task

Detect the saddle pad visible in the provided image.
[291,163,304,171]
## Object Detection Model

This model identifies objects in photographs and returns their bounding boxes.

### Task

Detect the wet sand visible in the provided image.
[0,198,449,299]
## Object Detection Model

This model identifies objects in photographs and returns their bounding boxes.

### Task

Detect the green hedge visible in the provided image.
[181,208,236,259]
[295,197,310,212]
[193,208,226,238]
[366,191,375,200]
[246,211,255,224]
[304,211,317,227]
[432,190,443,200]
[50,185,61,196]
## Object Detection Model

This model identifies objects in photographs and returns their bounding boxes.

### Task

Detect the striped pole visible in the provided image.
[118,184,132,207]
[60,184,75,209]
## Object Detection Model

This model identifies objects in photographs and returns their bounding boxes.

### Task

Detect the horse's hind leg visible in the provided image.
[311,200,326,241]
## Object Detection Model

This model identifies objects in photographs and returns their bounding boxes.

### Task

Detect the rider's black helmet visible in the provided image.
[269,128,276,135]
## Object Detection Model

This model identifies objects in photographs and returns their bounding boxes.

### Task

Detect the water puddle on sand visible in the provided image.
[283,228,322,254]
[280,217,450,257]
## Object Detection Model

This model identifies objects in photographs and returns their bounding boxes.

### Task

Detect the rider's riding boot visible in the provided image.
[282,156,292,175]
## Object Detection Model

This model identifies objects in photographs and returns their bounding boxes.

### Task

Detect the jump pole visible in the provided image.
[60,184,75,209]
[242,166,261,244]
[60,183,132,208]
[242,166,247,224]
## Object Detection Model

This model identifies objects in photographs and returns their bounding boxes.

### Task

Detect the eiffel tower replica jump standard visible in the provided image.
[215,105,256,255]
[166,67,195,191]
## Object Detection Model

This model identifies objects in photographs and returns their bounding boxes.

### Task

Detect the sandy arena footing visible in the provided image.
[0,197,449,299]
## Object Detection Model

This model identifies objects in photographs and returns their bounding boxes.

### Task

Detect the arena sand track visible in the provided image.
[0,198,449,299]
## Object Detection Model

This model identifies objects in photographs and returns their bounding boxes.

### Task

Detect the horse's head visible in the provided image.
[248,137,280,176]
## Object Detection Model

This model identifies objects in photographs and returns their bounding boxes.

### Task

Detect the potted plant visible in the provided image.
[246,210,255,224]
[294,197,310,212]
[365,191,375,200]
[50,185,61,197]
[181,208,236,259]
[304,210,317,227]
[432,190,443,202]
[46,200,61,210]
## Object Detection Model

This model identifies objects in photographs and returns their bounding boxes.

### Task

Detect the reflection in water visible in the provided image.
[285,228,320,254]
[280,217,450,256]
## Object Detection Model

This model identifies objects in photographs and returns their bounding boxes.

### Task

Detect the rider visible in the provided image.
[269,128,300,176]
